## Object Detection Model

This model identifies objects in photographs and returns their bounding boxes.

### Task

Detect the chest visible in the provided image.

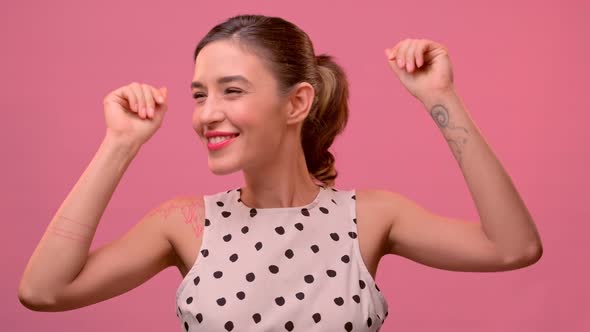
[168,190,391,281]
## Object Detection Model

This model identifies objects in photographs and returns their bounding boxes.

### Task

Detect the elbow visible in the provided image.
[18,284,56,312]
[503,244,543,269]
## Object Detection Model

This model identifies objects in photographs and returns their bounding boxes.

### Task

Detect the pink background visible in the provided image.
[3,0,588,331]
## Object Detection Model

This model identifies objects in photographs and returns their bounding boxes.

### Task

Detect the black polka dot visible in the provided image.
[341,255,350,263]
[250,208,257,217]
[269,265,279,273]
[359,280,366,289]
[285,321,294,331]
[184,321,189,331]
[330,233,340,241]
[224,320,234,331]
[213,271,223,278]
[229,253,238,262]
[294,223,304,231]
[216,201,224,207]
[319,207,329,214]
[375,283,381,291]
[310,244,319,253]
[367,317,373,327]
[334,297,344,306]
[353,218,357,224]
[285,249,294,259]
[304,274,314,283]
[241,226,249,234]
[331,198,338,205]
[252,313,261,323]
[236,291,245,300]
[216,297,226,306]
[186,296,193,304]
[301,208,310,216]
[255,242,263,251]
[326,269,336,277]
[223,234,232,242]
[275,226,285,235]
[275,296,285,306]
[312,313,322,323]
[352,295,360,303]
[204,219,210,226]
[348,231,357,239]
[351,195,356,200]
[246,272,255,282]
[295,292,305,300]
[345,322,353,331]
[193,276,200,286]
[196,313,203,323]
[201,249,209,257]
[221,211,231,218]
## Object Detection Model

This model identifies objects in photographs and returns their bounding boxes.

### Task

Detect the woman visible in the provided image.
[19,14,543,332]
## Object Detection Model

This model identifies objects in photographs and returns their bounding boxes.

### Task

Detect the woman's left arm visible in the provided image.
[423,88,542,259]
[385,39,543,261]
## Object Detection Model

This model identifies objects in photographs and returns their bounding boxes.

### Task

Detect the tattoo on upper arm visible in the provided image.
[430,104,469,165]
[146,197,205,239]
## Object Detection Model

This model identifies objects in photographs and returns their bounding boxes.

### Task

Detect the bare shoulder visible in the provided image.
[355,188,399,226]
[148,195,206,274]
[354,188,399,258]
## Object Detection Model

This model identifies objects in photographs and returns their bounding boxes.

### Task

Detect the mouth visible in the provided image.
[207,133,239,151]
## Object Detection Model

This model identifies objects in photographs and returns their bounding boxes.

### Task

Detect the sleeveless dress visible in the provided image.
[175,185,389,331]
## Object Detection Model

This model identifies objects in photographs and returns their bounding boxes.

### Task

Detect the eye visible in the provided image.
[192,89,242,100]
[225,88,243,95]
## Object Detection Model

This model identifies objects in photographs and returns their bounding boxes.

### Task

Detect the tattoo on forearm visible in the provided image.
[147,197,205,238]
[47,215,94,243]
[430,104,469,165]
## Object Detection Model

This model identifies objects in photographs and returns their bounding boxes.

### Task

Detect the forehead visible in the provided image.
[192,40,270,88]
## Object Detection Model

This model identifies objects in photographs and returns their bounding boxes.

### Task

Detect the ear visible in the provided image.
[285,82,315,125]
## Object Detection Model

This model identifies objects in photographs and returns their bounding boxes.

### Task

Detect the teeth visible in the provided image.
[208,135,237,144]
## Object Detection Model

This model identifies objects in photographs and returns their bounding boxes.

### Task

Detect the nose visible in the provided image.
[198,95,225,127]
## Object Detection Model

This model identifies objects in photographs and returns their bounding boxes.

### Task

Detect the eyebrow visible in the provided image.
[191,75,253,89]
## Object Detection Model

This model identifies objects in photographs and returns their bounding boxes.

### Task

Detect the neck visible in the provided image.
[240,140,322,209]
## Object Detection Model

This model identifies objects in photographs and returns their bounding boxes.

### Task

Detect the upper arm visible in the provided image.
[48,198,182,311]
[381,190,535,272]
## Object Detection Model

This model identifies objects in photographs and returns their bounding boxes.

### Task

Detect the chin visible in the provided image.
[208,159,242,176]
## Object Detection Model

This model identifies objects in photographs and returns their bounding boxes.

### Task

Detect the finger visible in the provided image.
[396,39,411,69]
[121,85,138,113]
[152,86,165,105]
[386,43,401,60]
[131,82,147,119]
[415,40,427,68]
[141,84,156,119]
[405,40,418,72]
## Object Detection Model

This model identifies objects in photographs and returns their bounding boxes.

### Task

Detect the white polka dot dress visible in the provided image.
[175,185,389,331]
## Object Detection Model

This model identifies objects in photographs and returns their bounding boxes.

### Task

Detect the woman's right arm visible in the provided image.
[18,135,144,310]
[18,83,173,311]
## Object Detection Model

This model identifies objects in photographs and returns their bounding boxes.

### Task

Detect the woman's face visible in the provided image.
[191,40,289,175]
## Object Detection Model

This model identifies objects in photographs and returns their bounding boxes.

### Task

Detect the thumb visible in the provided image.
[160,87,168,100]
[385,52,405,78]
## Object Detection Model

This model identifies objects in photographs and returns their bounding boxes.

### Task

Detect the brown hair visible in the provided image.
[193,14,349,187]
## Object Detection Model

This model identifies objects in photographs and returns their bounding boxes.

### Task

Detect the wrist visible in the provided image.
[420,86,458,110]
[102,132,142,158]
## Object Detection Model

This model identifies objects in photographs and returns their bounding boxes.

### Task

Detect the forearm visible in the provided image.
[19,134,140,301]
[421,89,543,261]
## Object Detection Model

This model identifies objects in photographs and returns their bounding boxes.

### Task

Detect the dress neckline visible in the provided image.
[233,185,326,216]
